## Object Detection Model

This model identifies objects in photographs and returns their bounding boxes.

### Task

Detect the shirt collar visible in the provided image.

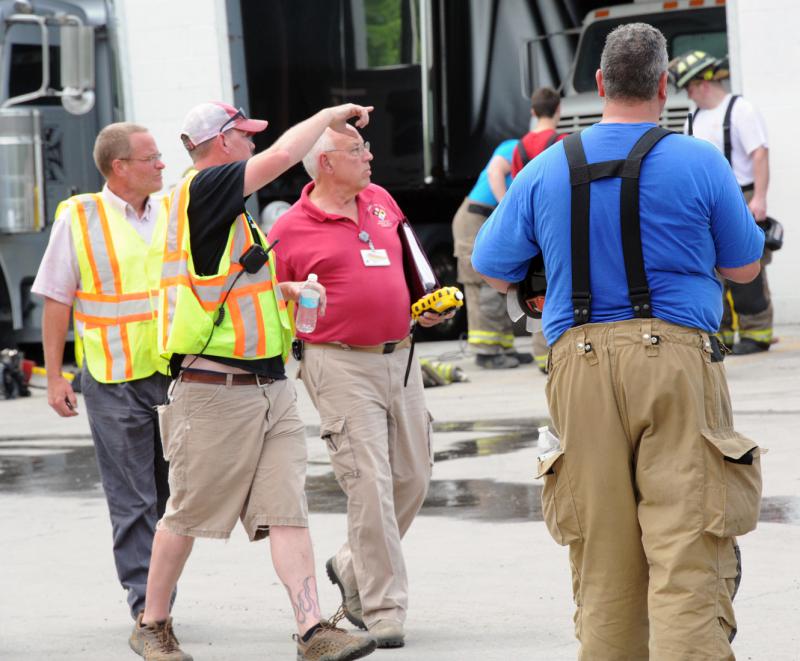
[299,181,375,223]
[102,183,154,222]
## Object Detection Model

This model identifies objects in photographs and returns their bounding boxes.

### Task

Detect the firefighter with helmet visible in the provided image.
[669,50,774,354]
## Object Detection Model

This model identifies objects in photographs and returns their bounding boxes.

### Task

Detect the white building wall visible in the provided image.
[113,0,233,188]
[728,0,800,323]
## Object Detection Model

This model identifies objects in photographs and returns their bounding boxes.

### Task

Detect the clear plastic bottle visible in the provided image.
[295,273,320,333]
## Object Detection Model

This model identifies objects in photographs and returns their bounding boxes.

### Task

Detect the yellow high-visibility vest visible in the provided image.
[65,193,170,383]
[158,171,292,361]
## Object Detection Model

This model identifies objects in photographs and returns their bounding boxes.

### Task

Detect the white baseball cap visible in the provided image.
[180,101,268,151]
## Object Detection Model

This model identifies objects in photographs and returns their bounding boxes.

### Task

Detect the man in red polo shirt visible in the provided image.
[268,126,451,650]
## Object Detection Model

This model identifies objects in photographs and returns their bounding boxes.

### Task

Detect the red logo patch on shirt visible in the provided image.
[369,204,394,228]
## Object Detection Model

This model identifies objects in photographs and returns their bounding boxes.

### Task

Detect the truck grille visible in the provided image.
[558,106,691,133]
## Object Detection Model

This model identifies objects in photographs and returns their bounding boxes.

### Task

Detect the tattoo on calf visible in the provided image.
[284,576,321,624]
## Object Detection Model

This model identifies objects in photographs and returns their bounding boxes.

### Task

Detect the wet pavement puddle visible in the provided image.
[1,420,797,525]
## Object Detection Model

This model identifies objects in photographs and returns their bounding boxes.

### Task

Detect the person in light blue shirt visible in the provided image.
[452,139,530,369]
[472,23,763,660]
[472,125,763,346]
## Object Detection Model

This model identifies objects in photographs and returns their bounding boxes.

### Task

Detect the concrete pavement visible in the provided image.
[1,326,798,660]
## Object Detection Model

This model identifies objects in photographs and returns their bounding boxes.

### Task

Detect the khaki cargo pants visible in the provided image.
[300,345,433,625]
[452,197,515,353]
[542,319,762,660]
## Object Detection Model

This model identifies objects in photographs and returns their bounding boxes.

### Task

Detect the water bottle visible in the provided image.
[295,273,320,333]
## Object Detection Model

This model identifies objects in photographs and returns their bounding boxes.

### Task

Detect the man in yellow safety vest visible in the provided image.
[132,101,378,661]
[32,123,171,628]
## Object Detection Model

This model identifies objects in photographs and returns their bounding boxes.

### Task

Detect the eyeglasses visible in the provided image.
[119,153,162,164]
[325,141,371,158]
[219,107,246,134]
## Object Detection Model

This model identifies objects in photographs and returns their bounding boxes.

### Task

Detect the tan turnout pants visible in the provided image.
[300,345,433,625]
[452,197,515,353]
[542,319,762,660]
[719,188,773,345]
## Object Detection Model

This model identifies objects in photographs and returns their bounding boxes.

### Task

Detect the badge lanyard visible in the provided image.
[357,226,390,267]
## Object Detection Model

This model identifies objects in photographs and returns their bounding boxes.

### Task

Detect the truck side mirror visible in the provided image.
[60,23,95,115]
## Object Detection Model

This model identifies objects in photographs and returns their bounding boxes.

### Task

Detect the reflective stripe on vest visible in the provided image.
[159,172,291,360]
[68,193,169,383]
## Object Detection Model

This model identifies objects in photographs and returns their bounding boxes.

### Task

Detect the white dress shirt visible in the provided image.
[31,185,162,306]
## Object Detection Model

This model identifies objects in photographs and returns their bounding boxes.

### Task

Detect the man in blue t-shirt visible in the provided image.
[473,23,763,659]
[451,139,531,368]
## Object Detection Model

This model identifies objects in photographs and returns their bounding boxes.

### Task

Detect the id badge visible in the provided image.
[361,248,390,267]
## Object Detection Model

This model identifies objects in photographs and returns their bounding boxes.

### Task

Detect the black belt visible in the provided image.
[740,183,754,193]
[467,202,495,218]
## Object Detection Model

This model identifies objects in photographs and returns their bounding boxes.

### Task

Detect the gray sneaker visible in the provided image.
[129,613,193,661]
[369,619,405,649]
[294,618,376,661]
[326,557,366,630]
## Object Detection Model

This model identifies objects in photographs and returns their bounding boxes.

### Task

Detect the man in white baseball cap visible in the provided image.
[179,101,269,150]
[130,100,376,661]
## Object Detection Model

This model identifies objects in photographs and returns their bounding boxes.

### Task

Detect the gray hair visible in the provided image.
[302,130,337,180]
[600,23,668,101]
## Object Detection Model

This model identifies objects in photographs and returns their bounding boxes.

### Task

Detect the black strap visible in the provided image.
[563,127,673,325]
[515,131,560,169]
[515,139,530,168]
[688,108,699,136]
[562,133,592,324]
[403,325,417,387]
[722,95,740,165]
[619,127,673,318]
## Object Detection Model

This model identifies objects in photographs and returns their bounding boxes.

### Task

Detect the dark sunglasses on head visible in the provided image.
[219,107,246,134]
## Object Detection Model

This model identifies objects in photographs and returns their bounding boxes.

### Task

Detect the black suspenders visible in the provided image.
[687,95,739,165]
[722,94,739,165]
[562,126,673,326]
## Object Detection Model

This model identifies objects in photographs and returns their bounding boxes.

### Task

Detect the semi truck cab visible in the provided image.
[0,0,115,348]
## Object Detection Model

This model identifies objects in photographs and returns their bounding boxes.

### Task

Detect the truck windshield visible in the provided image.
[572,8,727,93]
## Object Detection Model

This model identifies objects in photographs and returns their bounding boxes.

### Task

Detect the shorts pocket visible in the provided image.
[536,449,582,546]
[156,403,173,459]
[156,400,187,488]
[320,416,360,481]
[702,428,762,537]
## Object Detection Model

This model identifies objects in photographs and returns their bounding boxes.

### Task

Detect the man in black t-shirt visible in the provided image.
[132,102,377,661]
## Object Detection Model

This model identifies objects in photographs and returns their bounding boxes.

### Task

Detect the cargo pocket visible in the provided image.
[536,450,582,546]
[702,428,762,538]
[320,416,360,482]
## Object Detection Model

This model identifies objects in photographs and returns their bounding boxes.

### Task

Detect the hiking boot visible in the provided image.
[731,338,770,355]
[294,618,377,661]
[129,613,192,661]
[326,557,366,630]
[475,353,519,369]
[369,619,405,649]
